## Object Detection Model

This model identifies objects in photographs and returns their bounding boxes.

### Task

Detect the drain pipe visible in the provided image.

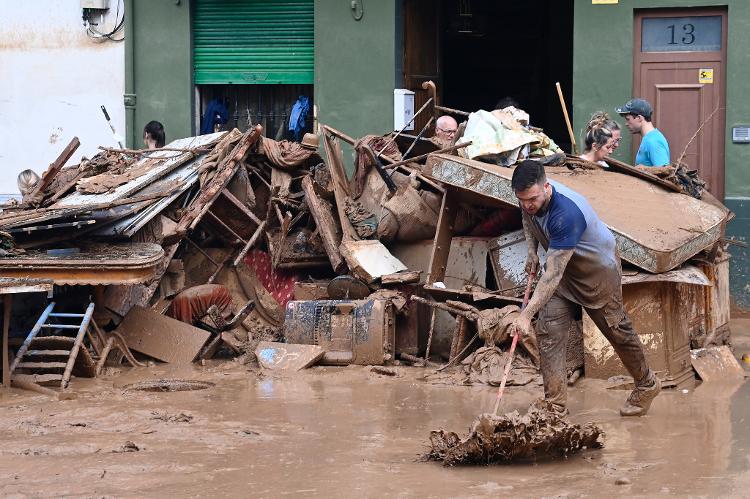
[124,0,136,148]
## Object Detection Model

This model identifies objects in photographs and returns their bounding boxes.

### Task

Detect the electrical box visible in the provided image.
[732,126,750,143]
[393,89,415,131]
[81,0,109,9]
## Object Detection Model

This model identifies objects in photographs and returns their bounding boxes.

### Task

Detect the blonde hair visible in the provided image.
[584,112,620,152]
[17,169,40,195]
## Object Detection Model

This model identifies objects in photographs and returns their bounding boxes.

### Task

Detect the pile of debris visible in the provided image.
[0,94,737,393]
[424,399,603,466]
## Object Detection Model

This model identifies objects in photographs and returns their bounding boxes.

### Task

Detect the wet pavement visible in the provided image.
[0,330,748,497]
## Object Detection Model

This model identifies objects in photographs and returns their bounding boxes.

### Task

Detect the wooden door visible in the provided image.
[634,8,727,199]
[403,0,441,135]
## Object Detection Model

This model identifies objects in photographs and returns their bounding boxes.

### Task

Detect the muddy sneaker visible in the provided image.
[620,375,661,417]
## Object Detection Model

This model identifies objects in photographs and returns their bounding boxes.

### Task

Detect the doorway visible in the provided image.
[402,0,574,151]
[633,8,727,199]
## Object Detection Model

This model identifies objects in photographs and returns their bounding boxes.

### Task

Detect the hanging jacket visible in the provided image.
[201,99,229,135]
[288,95,310,141]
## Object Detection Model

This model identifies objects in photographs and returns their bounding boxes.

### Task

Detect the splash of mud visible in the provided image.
[424,400,603,466]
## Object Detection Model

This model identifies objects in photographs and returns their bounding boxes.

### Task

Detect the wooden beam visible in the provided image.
[322,132,359,242]
[25,137,80,206]
[301,175,346,273]
[426,189,458,285]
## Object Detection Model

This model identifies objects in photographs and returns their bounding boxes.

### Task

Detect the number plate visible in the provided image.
[641,16,721,52]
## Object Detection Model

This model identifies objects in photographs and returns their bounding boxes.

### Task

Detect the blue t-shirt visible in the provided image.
[635,129,670,166]
[530,182,620,308]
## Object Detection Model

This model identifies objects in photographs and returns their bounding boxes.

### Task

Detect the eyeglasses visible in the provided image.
[437,127,457,135]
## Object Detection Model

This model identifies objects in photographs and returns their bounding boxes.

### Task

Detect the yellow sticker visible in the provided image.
[699,68,714,84]
[592,0,618,4]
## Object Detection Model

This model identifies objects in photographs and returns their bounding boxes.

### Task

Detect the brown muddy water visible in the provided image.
[0,352,748,497]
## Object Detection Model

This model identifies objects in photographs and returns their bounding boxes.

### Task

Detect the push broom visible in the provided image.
[425,271,604,465]
[492,270,536,415]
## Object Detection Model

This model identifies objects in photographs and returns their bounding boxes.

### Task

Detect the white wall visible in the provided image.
[0,1,125,195]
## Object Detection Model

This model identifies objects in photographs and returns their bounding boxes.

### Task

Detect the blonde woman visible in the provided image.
[580,112,620,167]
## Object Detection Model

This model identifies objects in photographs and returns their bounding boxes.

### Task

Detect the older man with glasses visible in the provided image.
[434,115,458,146]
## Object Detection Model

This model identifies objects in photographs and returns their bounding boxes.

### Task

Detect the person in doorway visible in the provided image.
[143,120,165,149]
[580,112,620,167]
[495,96,520,111]
[616,98,670,167]
[434,115,458,146]
[509,159,661,417]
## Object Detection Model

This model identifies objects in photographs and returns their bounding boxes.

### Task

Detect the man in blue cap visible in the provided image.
[616,98,670,167]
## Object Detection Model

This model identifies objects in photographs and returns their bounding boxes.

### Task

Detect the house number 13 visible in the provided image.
[668,23,695,44]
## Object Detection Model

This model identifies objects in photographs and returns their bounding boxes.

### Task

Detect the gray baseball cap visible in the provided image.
[616,98,653,118]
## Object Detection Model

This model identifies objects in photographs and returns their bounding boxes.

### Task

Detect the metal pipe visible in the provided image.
[376,97,433,158]
[383,141,472,171]
[402,116,435,159]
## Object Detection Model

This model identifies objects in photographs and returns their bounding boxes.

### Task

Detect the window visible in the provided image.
[641,16,721,52]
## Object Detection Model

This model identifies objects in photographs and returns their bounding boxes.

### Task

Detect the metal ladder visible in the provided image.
[9,302,95,389]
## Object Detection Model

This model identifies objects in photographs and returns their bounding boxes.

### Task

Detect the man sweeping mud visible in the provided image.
[510,160,660,416]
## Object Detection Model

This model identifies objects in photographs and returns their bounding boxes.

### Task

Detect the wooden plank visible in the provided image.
[171,126,261,239]
[321,129,359,242]
[30,336,74,348]
[690,346,745,382]
[233,221,266,268]
[219,188,262,225]
[16,362,67,369]
[381,270,421,285]
[301,175,346,273]
[25,137,80,206]
[255,341,325,371]
[0,284,53,295]
[2,295,10,388]
[114,306,211,364]
[11,379,77,400]
[12,373,63,383]
[426,189,458,285]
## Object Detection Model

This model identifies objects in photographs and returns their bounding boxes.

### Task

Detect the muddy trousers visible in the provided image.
[536,293,652,409]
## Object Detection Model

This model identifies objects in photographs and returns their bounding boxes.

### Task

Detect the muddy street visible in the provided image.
[0,331,748,498]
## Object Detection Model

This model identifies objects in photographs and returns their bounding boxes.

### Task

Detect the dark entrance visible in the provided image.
[403,0,574,151]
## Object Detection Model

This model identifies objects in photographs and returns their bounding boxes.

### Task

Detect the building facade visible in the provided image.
[121,0,750,308]
[0,0,125,196]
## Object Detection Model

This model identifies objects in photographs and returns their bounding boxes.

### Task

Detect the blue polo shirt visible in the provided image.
[530,182,621,308]
[635,129,670,167]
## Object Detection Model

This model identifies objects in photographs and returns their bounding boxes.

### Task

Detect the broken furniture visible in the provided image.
[583,266,712,387]
[283,298,396,365]
[182,288,256,361]
[115,306,212,364]
[0,243,164,285]
[170,126,266,269]
[423,154,728,274]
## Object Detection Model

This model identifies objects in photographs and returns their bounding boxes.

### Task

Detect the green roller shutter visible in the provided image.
[193,0,313,85]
